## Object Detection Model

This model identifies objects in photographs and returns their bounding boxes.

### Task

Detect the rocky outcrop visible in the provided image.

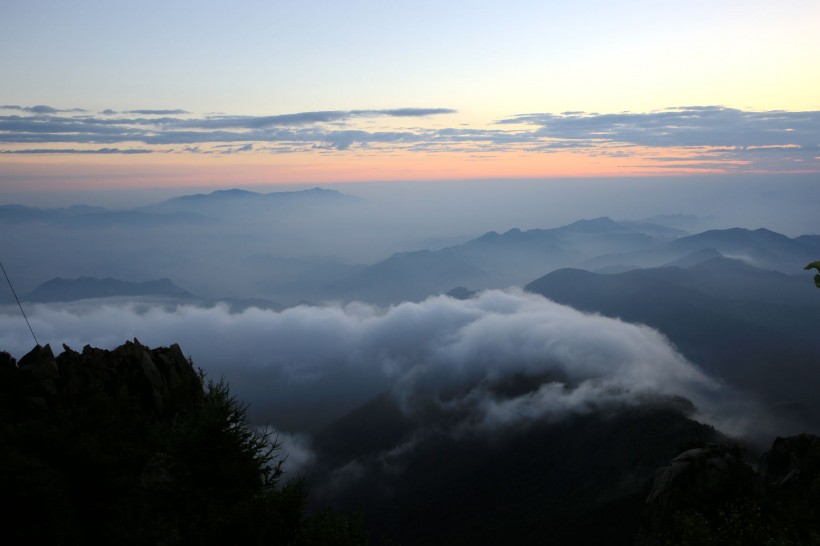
[0,340,317,545]
[636,436,820,545]
[765,433,820,486]
[9,339,202,418]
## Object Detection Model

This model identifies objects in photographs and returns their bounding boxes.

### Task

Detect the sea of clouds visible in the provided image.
[2,289,768,447]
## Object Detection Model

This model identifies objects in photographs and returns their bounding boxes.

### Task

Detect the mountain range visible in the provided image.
[526,257,820,430]
[3,185,817,306]
[139,186,363,217]
[0,187,360,228]
[325,218,820,305]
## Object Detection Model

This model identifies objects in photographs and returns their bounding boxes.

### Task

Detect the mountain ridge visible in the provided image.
[525,258,820,429]
[25,276,195,303]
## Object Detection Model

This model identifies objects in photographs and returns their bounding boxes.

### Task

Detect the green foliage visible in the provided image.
[0,356,367,545]
[805,261,820,288]
[118,377,305,545]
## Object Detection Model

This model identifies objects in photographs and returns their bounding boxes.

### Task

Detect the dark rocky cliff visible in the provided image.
[1,340,366,545]
[636,435,820,545]
[8,339,203,418]
[0,341,324,545]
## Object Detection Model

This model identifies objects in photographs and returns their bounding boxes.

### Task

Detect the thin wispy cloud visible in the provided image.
[500,107,820,148]
[0,107,454,150]
[1,147,153,154]
[0,105,86,114]
[0,105,817,172]
[125,109,190,115]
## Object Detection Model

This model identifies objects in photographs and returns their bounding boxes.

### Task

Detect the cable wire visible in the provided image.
[0,258,39,346]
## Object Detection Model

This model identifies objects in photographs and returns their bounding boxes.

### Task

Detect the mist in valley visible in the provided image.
[3,173,820,542]
[3,174,819,301]
[2,173,819,433]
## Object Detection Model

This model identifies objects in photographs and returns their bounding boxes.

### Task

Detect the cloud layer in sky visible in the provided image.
[0,105,817,173]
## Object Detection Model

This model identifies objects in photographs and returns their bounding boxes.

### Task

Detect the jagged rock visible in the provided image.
[643,444,758,506]
[9,339,202,417]
[17,344,60,409]
[636,435,820,545]
[17,343,56,367]
[635,443,761,545]
[764,433,820,486]
[0,340,316,545]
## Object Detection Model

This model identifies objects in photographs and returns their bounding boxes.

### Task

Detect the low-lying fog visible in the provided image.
[2,173,819,457]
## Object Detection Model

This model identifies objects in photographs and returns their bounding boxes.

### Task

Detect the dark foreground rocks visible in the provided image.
[636,435,820,545]
[0,341,364,546]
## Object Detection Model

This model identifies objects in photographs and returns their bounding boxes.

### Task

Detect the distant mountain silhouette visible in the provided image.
[329,220,820,305]
[526,258,820,427]
[326,217,680,304]
[668,227,819,270]
[141,186,363,216]
[585,227,820,273]
[26,277,195,303]
[446,286,476,300]
[0,187,362,228]
[326,250,487,304]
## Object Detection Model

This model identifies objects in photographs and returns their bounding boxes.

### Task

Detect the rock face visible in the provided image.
[11,339,203,417]
[0,340,316,545]
[635,444,761,545]
[0,340,206,544]
[766,433,820,486]
[636,436,820,545]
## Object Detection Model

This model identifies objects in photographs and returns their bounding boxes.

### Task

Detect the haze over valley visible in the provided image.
[3,175,820,437]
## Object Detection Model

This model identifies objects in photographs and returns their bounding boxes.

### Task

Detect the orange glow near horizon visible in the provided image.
[0,146,735,193]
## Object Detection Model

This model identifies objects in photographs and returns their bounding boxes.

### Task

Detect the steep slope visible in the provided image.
[525,260,820,427]
[636,435,820,545]
[310,393,722,545]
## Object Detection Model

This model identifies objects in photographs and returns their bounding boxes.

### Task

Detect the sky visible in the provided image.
[1,0,819,196]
